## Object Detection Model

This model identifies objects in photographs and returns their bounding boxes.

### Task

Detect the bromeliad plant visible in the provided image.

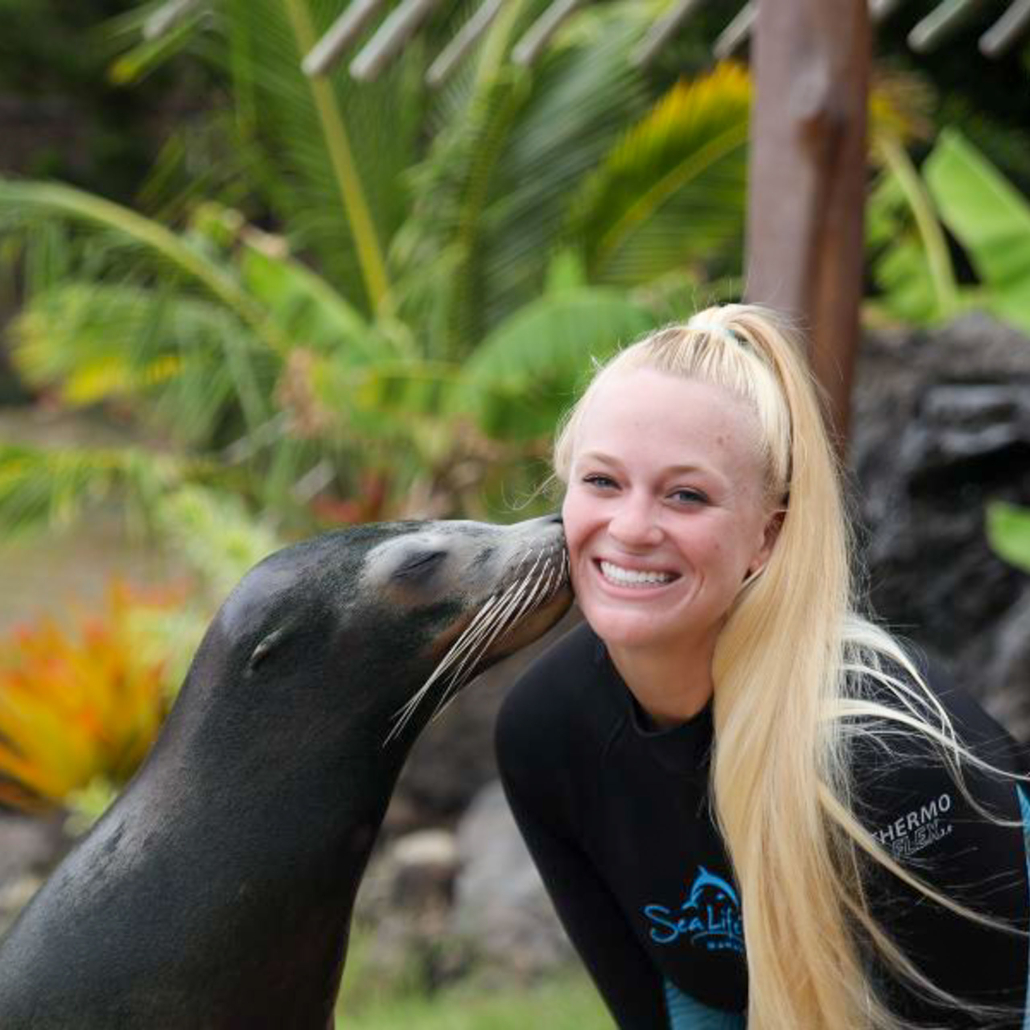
[0,580,179,815]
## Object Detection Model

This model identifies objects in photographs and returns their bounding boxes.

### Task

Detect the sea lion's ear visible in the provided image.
[246,622,300,674]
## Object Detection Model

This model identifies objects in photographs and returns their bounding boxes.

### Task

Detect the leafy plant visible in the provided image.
[868,128,1030,334]
[986,501,1030,575]
[0,1,763,538]
[568,61,750,286]
[0,580,180,814]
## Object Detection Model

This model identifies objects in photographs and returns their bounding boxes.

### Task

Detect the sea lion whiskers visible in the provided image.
[384,569,533,745]
[426,549,559,725]
[436,541,566,713]
[385,543,562,744]
[382,590,510,746]
[383,547,533,730]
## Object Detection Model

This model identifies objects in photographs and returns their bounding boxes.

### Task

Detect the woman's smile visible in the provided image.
[595,558,679,590]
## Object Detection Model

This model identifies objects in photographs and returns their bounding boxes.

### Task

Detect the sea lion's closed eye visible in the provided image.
[393,550,446,579]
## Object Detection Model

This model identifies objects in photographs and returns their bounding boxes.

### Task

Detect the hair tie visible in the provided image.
[688,320,746,348]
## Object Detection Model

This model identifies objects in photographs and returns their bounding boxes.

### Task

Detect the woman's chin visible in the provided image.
[579,605,679,651]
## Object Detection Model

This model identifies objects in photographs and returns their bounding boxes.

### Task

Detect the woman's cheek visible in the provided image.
[561,489,591,555]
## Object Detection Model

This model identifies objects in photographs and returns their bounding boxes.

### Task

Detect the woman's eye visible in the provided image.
[670,488,708,505]
[582,474,617,489]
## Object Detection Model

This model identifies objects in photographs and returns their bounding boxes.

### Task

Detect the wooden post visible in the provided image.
[744,0,870,452]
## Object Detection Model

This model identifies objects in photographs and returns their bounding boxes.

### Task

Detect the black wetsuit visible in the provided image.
[495,621,1030,1029]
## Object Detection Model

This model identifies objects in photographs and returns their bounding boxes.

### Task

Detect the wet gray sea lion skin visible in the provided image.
[0,515,571,1029]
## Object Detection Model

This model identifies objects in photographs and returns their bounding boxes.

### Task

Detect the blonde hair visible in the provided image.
[552,303,1025,1029]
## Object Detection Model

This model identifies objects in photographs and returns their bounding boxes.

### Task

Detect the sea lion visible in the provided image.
[0,515,571,1029]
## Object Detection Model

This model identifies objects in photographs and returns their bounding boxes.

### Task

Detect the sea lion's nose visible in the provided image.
[548,512,563,525]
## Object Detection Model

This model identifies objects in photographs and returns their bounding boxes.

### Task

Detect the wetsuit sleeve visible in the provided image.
[495,670,671,1030]
[853,667,1030,1026]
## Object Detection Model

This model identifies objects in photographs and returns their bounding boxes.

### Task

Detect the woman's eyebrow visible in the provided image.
[577,451,711,477]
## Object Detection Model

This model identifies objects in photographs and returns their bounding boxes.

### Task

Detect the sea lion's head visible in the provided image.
[180,515,571,756]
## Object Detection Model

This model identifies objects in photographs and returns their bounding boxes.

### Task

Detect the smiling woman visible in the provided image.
[561,371,780,729]
[495,304,1030,1030]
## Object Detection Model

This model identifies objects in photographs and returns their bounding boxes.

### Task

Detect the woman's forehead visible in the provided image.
[582,369,758,444]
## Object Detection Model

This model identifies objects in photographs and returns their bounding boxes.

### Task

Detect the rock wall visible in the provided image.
[851,314,1030,739]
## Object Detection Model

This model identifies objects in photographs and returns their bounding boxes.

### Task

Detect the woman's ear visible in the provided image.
[751,508,785,574]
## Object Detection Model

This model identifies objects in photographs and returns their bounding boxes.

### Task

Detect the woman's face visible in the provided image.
[562,368,780,656]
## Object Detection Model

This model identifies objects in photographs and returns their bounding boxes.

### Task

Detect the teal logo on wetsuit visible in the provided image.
[643,866,744,954]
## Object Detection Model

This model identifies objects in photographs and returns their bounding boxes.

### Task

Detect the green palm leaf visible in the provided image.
[0,179,280,351]
[924,128,1030,335]
[397,0,657,352]
[986,501,1030,574]
[11,281,274,445]
[568,61,751,286]
[464,284,656,441]
[0,444,217,539]
[222,0,428,310]
[238,241,390,361]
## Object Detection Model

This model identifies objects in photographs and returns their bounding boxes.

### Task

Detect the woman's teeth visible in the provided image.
[599,560,674,587]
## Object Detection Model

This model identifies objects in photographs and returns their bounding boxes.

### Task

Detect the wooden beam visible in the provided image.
[744,0,870,453]
[980,0,1030,57]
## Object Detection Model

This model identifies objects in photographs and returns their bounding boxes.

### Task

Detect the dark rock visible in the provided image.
[978,585,1030,734]
[852,313,1030,738]
[449,780,573,979]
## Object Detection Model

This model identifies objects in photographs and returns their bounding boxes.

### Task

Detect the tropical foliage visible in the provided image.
[0,0,754,541]
[986,501,1030,575]
[868,127,1030,335]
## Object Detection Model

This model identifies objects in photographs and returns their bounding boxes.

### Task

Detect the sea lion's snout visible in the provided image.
[372,514,573,743]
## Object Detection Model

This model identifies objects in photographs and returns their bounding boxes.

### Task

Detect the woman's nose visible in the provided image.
[607,494,662,548]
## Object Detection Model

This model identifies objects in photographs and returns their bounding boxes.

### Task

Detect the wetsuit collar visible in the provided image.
[591,632,715,778]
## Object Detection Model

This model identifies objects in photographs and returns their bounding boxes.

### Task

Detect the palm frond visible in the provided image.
[0,444,216,540]
[0,179,282,352]
[237,239,389,360]
[220,0,431,308]
[106,8,209,85]
[463,284,656,440]
[396,0,657,352]
[10,281,278,445]
[568,61,751,286]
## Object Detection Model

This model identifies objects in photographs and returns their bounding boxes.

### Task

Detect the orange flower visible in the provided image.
[0,580,178,813]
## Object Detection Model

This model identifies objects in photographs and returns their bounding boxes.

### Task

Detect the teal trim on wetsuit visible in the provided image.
[1019,785,1030,1030]
[663,979,745,1029]
[496,621,1030,1029]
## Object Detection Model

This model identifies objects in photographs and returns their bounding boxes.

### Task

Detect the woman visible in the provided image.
[495,304,1030,1029]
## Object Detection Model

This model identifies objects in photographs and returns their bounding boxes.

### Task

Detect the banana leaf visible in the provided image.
[924,128,1030,336]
